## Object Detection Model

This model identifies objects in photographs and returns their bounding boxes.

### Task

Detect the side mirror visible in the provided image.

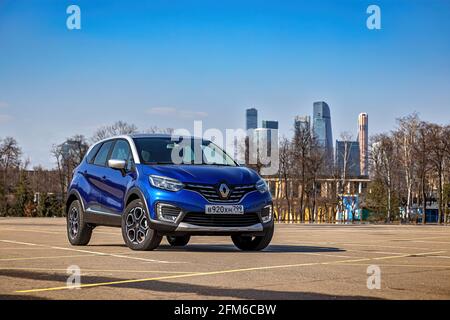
[108,159,126,171]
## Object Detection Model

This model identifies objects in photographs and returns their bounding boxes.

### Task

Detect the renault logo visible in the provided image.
[218,183,230,199]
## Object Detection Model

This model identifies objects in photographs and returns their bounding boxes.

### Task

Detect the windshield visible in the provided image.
[133,137,237,166]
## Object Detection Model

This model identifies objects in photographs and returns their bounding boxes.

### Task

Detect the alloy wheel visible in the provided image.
[68,206,79,239]
[125,206,149,244]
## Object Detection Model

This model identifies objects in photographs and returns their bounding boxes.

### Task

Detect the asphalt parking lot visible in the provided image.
[1,217,450,300]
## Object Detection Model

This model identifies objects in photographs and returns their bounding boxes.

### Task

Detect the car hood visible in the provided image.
[141,164,261,185]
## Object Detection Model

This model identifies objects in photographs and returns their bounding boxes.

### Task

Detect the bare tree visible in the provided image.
[337,132,354,194]
[395,114,420,222]
[370,134,397,222]
[307,141,326,223]
[91,121,138,143]
[52,135,89,206]
[0,137,22,215]
[292,121,312,222]
[144,126,174,134]
[278,137,292,222]
[427,123,448,224]
[0,136,22,180]
[415,122,432,224]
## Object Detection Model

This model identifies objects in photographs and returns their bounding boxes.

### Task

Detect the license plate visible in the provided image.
[205,205,244,215]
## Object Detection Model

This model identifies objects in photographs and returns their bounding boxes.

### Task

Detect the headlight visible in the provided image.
[149,175,184,192]
[256,179,268,194]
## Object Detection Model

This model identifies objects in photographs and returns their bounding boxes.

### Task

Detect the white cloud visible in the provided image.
[0,114,12,123]
[147,107,177,116]
[147,107,208,119]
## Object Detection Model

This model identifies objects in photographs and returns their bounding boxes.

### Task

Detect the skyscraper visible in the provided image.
[335,140,361,177]
[254,128,278,158]
[294,115,310,132]
[246,108,258,130]
[312,101,333,158]
[358,113,369,176]
[262,120,279,130]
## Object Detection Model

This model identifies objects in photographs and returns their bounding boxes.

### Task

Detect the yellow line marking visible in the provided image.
[332,263,450,268]
[15,250,446,293]
[0,240,181,264]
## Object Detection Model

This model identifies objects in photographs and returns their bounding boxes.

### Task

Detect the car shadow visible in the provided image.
[157,244,345,253]
[87,243,344,253]
[0,269,381,300]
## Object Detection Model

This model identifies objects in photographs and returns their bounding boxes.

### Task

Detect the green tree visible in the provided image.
[37,192,63,217]
[366,179,387,221]
[14,172,34,216]
[444,183,450,225]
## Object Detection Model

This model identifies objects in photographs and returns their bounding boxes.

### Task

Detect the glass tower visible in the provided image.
[262,120,279,130]
[246,108,258,130]
[312,101,333,158]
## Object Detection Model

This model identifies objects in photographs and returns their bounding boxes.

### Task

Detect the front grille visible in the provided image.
[185,183,256,203]
[182,212,260,227]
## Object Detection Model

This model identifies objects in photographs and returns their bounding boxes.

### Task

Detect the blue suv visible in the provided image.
[66,134,274,251]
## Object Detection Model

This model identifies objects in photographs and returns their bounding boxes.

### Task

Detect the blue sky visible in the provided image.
[0,0,449,168]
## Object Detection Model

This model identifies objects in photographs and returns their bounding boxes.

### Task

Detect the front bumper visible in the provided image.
[175,221,263,234]
[144,188,273,236]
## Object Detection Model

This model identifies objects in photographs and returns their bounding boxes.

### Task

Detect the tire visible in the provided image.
[167,235,191,247]
[67,199,93,246]
[121,199,162,251]
[231,223,274,251]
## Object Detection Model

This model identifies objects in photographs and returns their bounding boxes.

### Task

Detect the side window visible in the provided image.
[86,143,102,164]
[110,140,131,162]
[93,141,114,166]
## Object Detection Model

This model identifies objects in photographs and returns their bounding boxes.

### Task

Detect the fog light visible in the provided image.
[261,205,272,223]
[156,203,182,223]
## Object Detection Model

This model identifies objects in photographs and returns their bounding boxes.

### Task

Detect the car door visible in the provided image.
[100,139,135,215]
[88,140,115,213]
[78,142,103,210]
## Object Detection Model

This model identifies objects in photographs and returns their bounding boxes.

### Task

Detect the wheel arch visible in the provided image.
[66,190,86,214]
[124,187,151,216]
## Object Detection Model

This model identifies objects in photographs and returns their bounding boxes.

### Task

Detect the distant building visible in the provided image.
[312,101,333,159]
[254,128,278,158]
[294,115,311,132]
[246,108,258,130]
[335,140,361,177]
[262,120,279,130]
[358,113,369,176]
